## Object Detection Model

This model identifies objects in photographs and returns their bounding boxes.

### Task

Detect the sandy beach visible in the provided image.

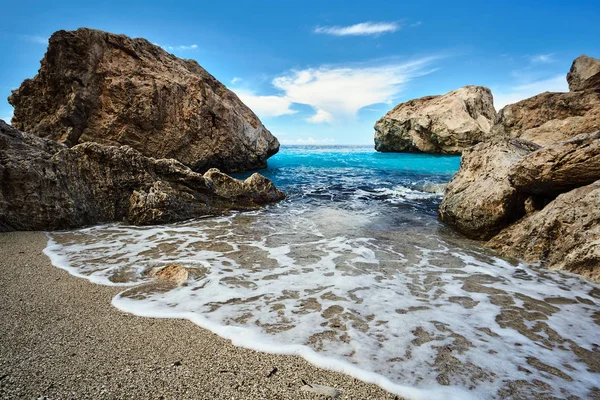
[0,231,395,399]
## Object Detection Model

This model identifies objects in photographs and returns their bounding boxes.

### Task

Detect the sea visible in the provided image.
[44,145,600,399]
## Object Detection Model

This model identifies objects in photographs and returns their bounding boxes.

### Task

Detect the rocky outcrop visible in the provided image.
[438,137,539,240]
[508,131,600,196]
[436,56,600,281]
[492,90,600,146]
[8,28,279,173]
[0,121,284,232]
[567,55,600,92]
[487,180,600,282]
[492,55,600,147]
[374,86,496,154]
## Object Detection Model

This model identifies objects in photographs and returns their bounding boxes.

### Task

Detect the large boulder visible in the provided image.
[508,131,600,196]
[487,180,600,282]
[374,85,496,154]
[438,137,539,240]
[8,28,279,173]
[0,121,284,231]
[567,55,600,92]
[492,90,600,147]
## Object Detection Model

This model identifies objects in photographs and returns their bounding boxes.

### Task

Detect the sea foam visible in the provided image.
[42,146,600,399]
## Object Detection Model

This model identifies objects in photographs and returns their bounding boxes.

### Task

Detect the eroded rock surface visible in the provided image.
[374,85,496,154]
[509,131,600,196]
[567,54,600,92]
[0,121,284,231]
[488,180,600,282]
[492,90,600,147]
[438,137,539,240]
[8,28,279,172]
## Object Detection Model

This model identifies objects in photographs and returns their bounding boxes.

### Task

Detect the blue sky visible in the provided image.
[1,1,599,144]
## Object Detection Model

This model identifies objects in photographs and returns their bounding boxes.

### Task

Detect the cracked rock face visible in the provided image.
[567,54,600,92]
[0,121,284,232]
[438,137,540,240]
[374,85,497,154]
[8,28,279,173]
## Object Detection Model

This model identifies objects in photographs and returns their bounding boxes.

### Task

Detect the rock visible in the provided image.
[374,85,497,154]
[148,264,189,285]
[8,28,279,173]
[300,383,340,398]
[567,55,600,92]
[487,180,600,282]
[203,168,285,206]
[508,131,600,196]
[0,121,284,231]
[438,137,540,240]
[492,87,600,147]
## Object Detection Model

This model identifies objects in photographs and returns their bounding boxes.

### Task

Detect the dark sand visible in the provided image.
[0,231,396,399]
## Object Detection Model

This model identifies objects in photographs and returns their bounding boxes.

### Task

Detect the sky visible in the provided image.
[1,1,599,145]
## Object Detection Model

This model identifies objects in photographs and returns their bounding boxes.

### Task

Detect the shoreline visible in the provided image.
[0,231,395,399]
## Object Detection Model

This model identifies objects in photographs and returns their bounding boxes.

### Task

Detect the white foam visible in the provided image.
[43,209,600,399]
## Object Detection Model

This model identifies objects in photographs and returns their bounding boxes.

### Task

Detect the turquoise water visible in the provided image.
[45,146,600,399]
[237,144,460,189]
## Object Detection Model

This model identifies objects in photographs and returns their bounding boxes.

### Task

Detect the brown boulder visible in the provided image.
[204,168,285,205]
[8,28,279,173]
[0,121,284,231]
[374,86,496,154]
[567,55,600,92]
[149,264,189,285]
[508,131,600,196]
[487,180,600,282]
[492,90,600,147]
[438,137,539,240]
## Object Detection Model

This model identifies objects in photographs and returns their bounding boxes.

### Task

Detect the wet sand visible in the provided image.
[0,231,396,399]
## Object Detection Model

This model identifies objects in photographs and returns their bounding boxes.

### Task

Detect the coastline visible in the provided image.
[0,231,395,399]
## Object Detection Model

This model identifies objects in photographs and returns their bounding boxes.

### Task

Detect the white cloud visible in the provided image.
[234,90,297,118]
[530,53,555,64]
[232,57,437,122]
[281,137,336,145]
[314,21,400,36]
[24,35,48,45]
[154,43,198,51]
[307,109,333,124]
[231,77,243,84]
[271,58,437,121]
[493,74,568,110]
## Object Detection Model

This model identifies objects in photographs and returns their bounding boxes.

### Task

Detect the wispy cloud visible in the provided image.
[306,109,333,124]
[234,57,438,123]
[530,53,555,64]
[314,21,400,36]
[154,43,198,51]
[234,90,297,118]
[280,137,336,145]
[493,74,568,109]
[231,77,243,84]
[24,35,48,45]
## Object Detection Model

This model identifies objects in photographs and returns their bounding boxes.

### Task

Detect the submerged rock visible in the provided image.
[8,28,279,172]
[487,180,600,282]
[374,85,496,154]
[567,54,600,92]
[148,264,189,285]
[0,121,284,231]
[438,137,539,240]
[508,131,600,196]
